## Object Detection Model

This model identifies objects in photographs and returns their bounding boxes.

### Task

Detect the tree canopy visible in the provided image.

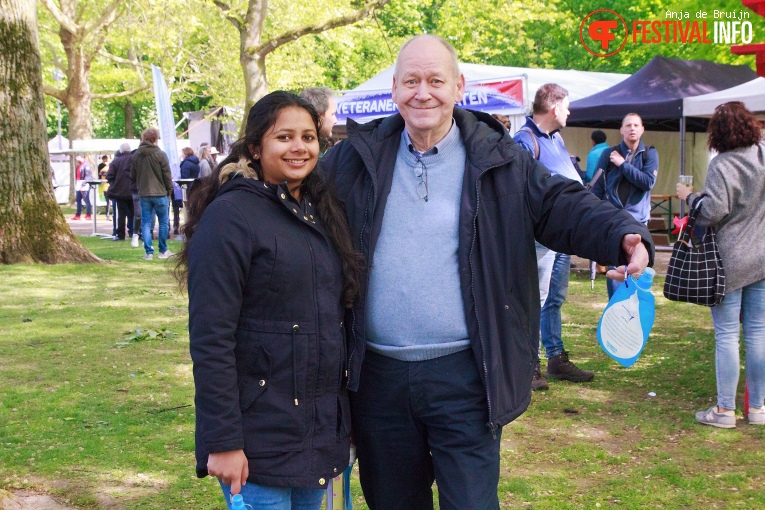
[38,0,763,139]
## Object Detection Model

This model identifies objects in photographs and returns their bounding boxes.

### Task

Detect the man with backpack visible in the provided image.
[513,84,595,391]
[591,113,659,298]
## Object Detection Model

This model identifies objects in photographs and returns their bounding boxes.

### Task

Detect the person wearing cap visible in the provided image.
[209,146,220,168]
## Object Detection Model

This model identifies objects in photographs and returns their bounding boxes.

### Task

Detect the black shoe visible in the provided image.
[546,350,594,382]
[531,361,549,391]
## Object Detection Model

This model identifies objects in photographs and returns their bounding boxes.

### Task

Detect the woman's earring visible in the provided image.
[253,153,260,160]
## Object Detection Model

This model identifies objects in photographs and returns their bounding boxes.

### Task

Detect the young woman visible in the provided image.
[198,145,214,179]
[677,101,765,428]
[176,91,361,509]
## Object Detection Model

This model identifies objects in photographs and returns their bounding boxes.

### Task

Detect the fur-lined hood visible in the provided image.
[218,157,260,185]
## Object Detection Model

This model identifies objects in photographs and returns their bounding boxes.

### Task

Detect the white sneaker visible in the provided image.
[158,250,174,259]
[748,406,765,425]
[131,234,139,248]
[695,406,736,429]
[143,253,153,260]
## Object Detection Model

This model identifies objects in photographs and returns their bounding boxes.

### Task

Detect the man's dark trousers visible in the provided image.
[350,349,501,510]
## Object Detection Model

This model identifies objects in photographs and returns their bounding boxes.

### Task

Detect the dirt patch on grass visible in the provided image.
[0,489,73,510]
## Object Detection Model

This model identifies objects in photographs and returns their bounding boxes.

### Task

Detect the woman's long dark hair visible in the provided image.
[707,101,763,153]
[175,91,362,307]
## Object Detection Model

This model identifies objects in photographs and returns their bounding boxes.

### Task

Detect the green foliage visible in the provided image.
[37,0,762,139]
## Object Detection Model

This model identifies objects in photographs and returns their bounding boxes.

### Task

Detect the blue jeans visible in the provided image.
[219,480,324,510]
[350,349,501,510]
[710,278,765,410]
[536,243,569,359]
[140,196,169,255]
[75,190,92,216]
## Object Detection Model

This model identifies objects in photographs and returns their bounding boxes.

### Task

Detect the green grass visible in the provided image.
[1,237,764,508]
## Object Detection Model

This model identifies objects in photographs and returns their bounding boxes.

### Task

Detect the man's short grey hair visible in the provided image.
[394,35,460,79]
[299,87,334,116]
[532,83,569,115]
[119,143,131,153]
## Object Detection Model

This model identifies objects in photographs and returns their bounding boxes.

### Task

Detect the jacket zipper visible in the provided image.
[292,324,299,405]
[469,169,497,440]
[347,185,374,386]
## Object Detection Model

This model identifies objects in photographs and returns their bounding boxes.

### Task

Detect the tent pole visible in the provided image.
[679,116,686,217]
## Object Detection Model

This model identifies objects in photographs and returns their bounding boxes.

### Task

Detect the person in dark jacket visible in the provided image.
[320,35,654,510]
[105,143,135,241]
[176,91,362,510]
[174,148,201,236]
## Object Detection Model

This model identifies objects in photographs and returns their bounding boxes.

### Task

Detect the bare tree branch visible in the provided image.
[92,84,151,100]
[39,0,78,34]
[212,0,244,32]
[43,84,67,102]
[252,0,391,57]
[98,50,151,71]
[83,0,124,35]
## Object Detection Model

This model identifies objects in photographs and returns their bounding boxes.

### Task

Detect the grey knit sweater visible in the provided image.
[688,140,765,294]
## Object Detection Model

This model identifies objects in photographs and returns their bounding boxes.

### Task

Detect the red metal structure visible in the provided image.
[731,0,765,76]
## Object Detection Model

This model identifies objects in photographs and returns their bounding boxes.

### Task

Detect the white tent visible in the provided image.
[339,62,630,132]
[351,63,629,101]
[683,78,765,117]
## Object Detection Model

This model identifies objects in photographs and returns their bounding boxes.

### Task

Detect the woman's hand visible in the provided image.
[207,449,249,495]
[676,183,693,201]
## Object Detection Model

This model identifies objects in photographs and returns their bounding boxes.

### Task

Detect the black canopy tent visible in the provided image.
[567,56,757,178]
[568,56,757,132]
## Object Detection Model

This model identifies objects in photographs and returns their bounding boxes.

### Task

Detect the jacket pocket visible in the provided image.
[237,344,270,412]
[236,318,311,454]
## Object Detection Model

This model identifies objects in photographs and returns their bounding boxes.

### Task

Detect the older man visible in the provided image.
[322,35,653,509]
[299,86,338,141]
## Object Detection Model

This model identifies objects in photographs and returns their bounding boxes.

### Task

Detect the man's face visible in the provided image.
[320,97,337,139]
[621,115,644,144]
[553,97,570,130]
[392,38,465,140]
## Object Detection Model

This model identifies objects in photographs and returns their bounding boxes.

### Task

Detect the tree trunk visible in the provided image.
[60,28,93,142]
[240,50,268,136]
[0,0,99,264]
[124,99,135,138]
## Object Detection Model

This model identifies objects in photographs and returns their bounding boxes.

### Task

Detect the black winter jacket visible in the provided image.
[105,151,134,200]
[187,173,350,489]
[321,109,654,432]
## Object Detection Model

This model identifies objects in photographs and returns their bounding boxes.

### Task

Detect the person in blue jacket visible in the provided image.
[320,34,653,510]
[177,92,362,510]
[591,113,659,298]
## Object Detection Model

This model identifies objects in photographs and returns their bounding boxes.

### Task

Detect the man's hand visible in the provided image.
[207,450,248,495]
[606,234,650,282]
[609,150,625,167]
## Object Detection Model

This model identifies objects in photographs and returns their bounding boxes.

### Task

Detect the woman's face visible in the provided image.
[254,107,319,194]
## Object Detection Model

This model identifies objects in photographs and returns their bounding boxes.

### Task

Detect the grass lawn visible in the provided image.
[1,236,763,509]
